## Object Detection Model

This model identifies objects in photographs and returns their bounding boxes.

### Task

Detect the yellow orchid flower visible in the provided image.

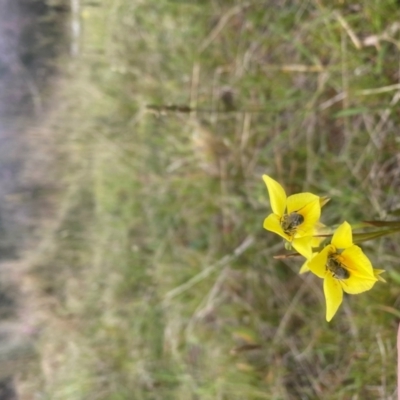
[308,221,384,322]
[262,174,322,258]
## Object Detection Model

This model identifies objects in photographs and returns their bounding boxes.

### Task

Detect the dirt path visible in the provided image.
[0,1,67,398]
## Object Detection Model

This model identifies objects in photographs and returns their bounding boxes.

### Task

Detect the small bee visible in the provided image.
[326,256,350,280]
[280,212,304,236]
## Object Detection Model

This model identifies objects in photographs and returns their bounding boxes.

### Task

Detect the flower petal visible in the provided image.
[308,245,333,279]
[286,192,320,214]
[324,274,343,322]
[263,213,290,241]
[286,195,321,238]
[338,245,377,294]
[341,245,375,278]
[292,236,313,259]
[299,253,318,274]
[262,175,286,216]
[299,259,310,274]
[340,275,377,294]
[332,221,353,249]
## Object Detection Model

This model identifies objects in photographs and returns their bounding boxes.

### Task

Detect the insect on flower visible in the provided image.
[280,212,305,236]
[326,256,350,280]
[307,221,384,321]
[262,174,327,258]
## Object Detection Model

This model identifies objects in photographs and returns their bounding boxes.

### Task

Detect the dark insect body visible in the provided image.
[280,212,304,236]
[326,256,350,280]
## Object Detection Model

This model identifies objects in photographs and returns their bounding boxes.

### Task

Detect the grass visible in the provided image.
[17,0,400,399]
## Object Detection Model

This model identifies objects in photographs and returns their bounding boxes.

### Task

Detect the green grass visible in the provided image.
[22,1,400,399]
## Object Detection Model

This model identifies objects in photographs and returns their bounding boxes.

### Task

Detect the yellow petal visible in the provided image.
[292,236,313,259]
[308,245,333,279]
[287,197,321,238]
[263,213,290,241]
[340,275,377,294]
[262,175,286,216]
[299,260,310,274]
[286,192,320,214]
[324,274,343,322]
[341,245,375,278]
[331,221,353,249]
[338,245,377,294]
[299,201,322,237]
[299,253,318,274]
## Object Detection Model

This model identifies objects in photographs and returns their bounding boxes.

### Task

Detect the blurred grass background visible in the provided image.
[15,0,400,399]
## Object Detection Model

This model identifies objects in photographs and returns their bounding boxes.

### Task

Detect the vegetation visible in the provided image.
[19,1,400,398]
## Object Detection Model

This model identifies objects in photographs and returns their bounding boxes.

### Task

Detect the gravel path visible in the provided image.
[0,1,67,397]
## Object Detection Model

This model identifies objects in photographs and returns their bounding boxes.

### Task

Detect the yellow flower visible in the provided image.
[308,221,383,321]
[262,174,322,258]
